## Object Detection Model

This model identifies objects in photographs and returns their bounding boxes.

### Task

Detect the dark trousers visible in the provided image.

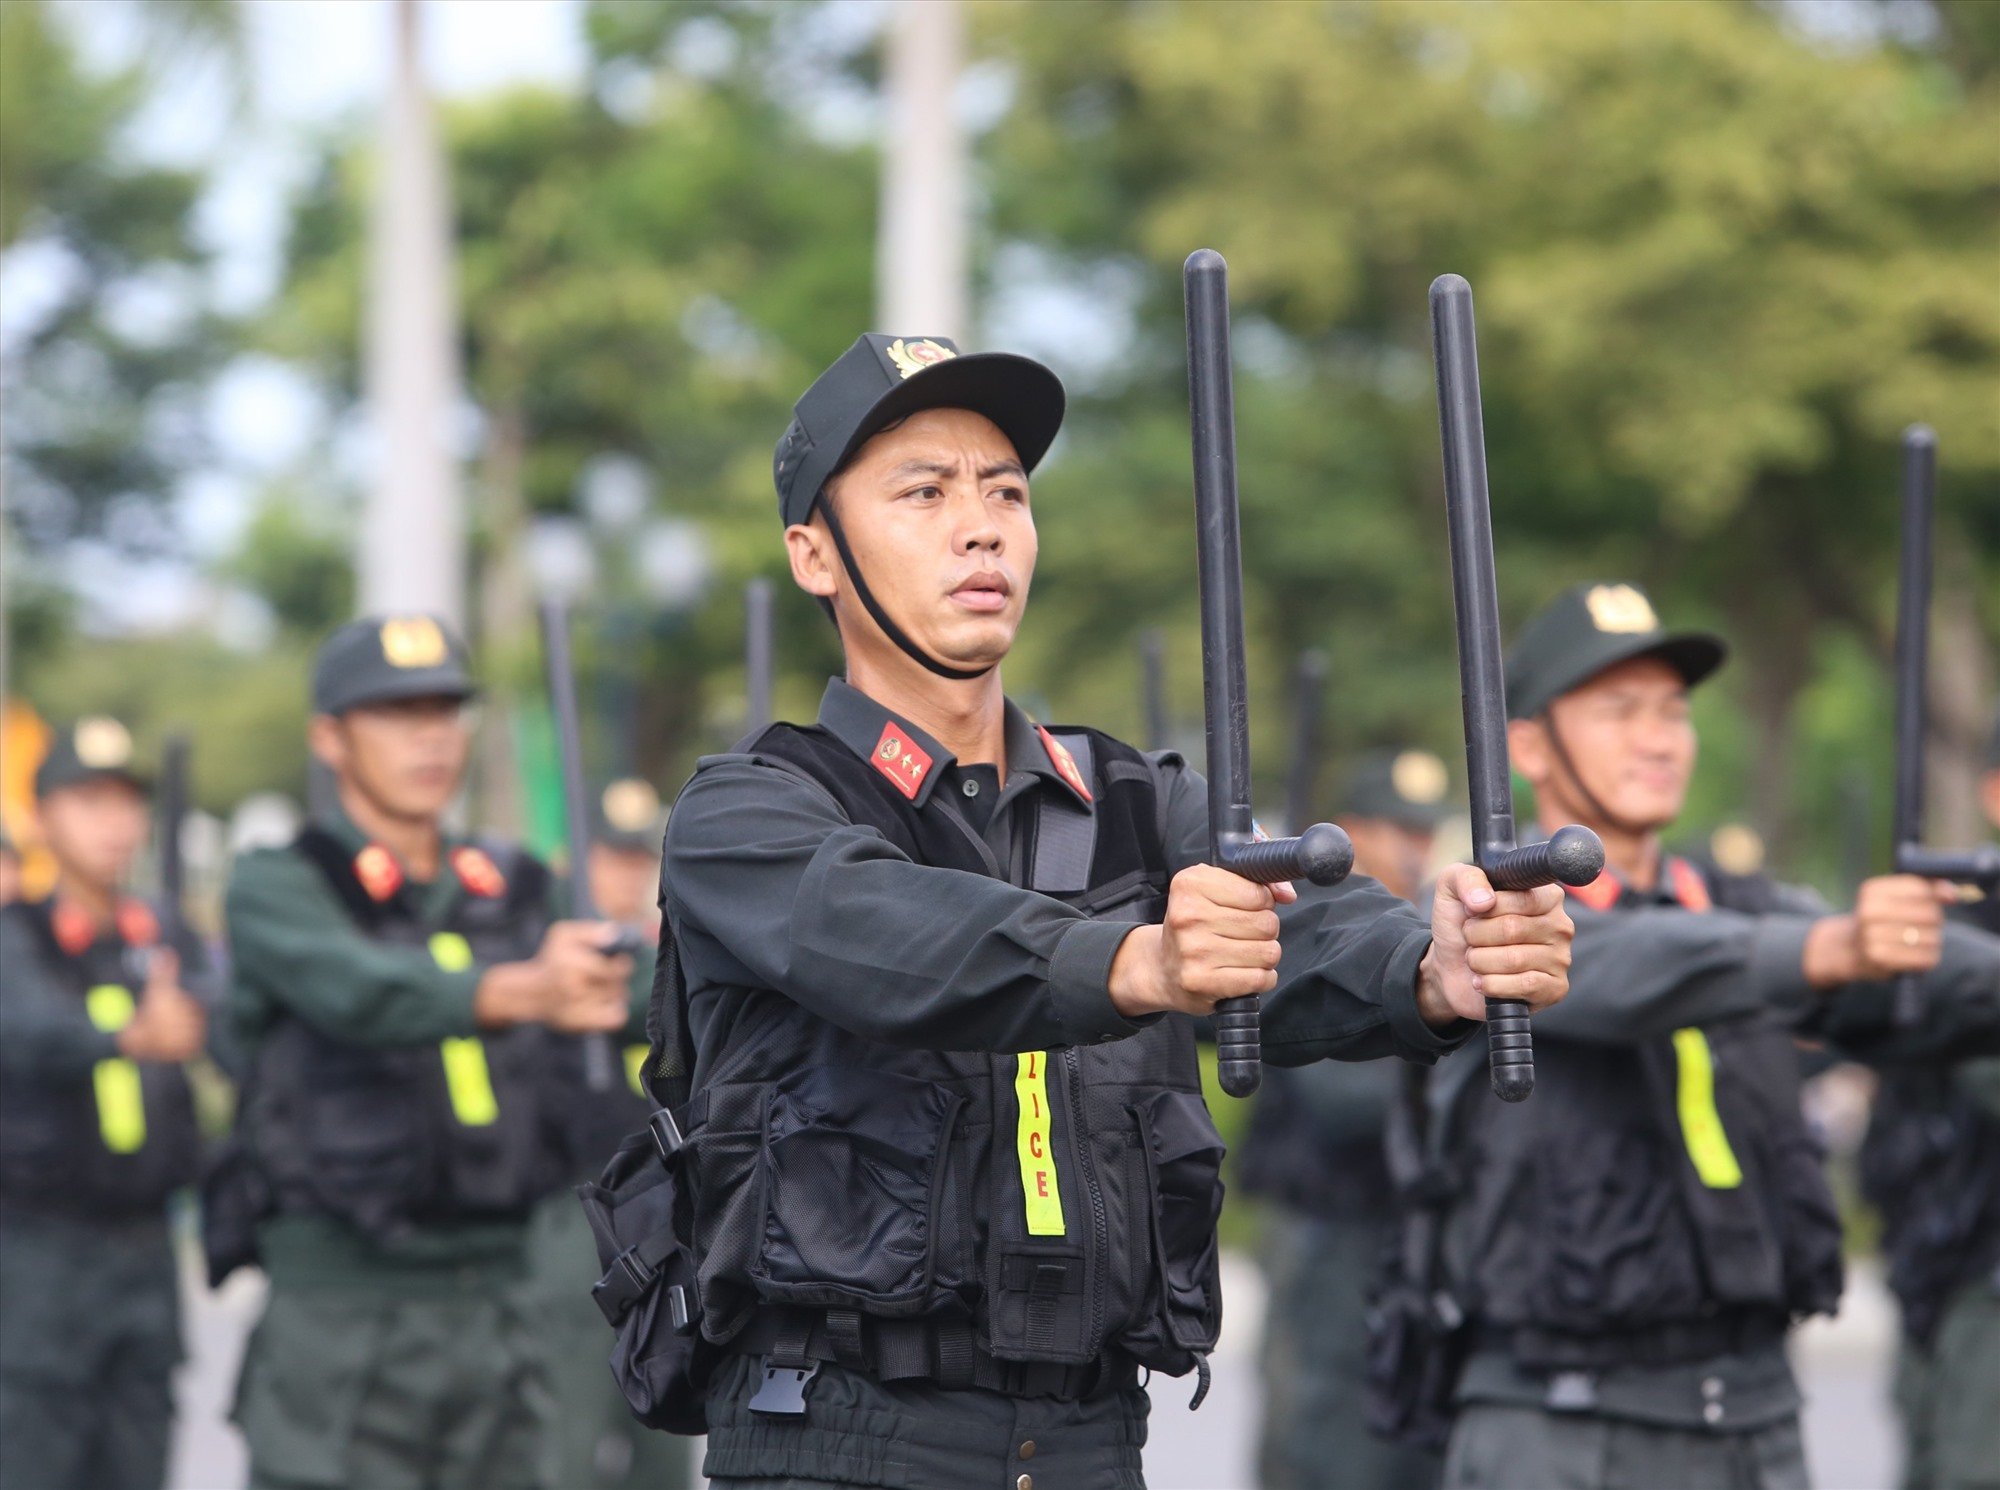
[1894,1282,2000,1490]
[0,1210,181,1490]
[1442,1404,1808,1490]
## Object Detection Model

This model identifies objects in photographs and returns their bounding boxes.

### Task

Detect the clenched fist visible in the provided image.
[115,948,208,1064]
[1416,864,1574,1027]
[1803,874,1954,987]
[1109,863,1297,1019]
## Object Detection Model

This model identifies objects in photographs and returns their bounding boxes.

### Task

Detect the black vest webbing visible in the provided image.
[240,830,566,1242]
[663,722,1224,1385]
[0,899,202,1221]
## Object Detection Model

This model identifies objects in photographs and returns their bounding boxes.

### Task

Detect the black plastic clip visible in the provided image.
[591,1245,655,1327]
[747,1357,818,1416]
[649,1107,685,1163]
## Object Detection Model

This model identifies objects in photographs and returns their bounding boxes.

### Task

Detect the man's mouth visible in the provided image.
[949,572,1012,614]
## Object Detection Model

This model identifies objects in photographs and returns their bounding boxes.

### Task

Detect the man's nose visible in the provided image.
[954,499,1002,553]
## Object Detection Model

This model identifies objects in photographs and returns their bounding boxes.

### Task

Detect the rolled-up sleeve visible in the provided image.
[663,757,1150,1053]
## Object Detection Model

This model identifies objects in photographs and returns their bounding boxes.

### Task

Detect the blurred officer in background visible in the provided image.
[529,775,694,1490]
[1381,583,1999,1490]
[1241,749,1454,1490]
[0,827,22,904]
[0,719,211,1490]
[1863,708,2000,1490]
[212,615,643,1490]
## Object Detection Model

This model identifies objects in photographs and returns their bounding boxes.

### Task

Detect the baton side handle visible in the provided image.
[1480,826,1606,892]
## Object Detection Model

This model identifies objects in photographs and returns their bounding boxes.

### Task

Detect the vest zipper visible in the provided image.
[1063,1045,1108,1353]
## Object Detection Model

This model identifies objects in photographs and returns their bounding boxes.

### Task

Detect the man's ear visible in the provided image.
[784,519,840,602]
[1507,716,1550,793]
[308,714,346,775]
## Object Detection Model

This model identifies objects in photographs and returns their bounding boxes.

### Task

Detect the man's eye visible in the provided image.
[902,484,943,501]
[992,485,1026,504]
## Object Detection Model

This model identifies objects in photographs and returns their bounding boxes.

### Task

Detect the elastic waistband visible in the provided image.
[726,1306,1139,1402]
[1483,1309,1790,1371]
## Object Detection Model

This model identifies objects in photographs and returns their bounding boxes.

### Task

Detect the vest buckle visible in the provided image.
[649,1107,685,1164]
[747,1358,818,1416]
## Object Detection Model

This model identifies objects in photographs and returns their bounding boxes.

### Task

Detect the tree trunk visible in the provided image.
[474,400,529,837]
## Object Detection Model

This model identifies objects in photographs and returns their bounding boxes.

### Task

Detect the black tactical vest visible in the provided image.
[1860,892,2000,1348]
[0,899,203,1221]
[1430,862,1844,1368]
[239,829,568,1242]
[670,723,1225,1383]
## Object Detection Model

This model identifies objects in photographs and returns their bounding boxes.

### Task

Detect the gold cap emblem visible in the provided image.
[601,778,662,834]
[1391,750,1449,805]
[73,716,133,769]
[1584,584,1659,635]
[1709,823,1766,876]
[380,615,449,669]
[885,338,957,380]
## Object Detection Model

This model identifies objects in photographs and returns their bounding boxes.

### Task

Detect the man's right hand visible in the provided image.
[535,920,633,1033]
[116,949,207,1063]
[1109,863,1295,1019]
[1803,874,1954,987]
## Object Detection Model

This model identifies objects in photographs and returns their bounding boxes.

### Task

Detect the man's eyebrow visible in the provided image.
[884,458,957,481]
[979,459,1028,482]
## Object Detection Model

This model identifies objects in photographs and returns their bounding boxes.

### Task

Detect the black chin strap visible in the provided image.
[1539,708,1654,841]
[818,501,996,682]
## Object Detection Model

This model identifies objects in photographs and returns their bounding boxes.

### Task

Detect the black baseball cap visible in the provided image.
[772,334,1066,527]
[1505,583,1727,720]
[312,614,478,715]
[1340,749,1454,830]
[35,717,149,798]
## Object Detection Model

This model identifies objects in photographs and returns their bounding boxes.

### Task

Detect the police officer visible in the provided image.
[1407,582,2000,1490]
[653,334,1578,1489]
[528,776,695,1490]
[0,718,210,1490]
[1240,750,1454,1490]
[218,615,640,1490]
[1862,708,2000,1490]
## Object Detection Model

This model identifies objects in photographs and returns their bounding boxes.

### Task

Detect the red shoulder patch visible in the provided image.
[353,845,403,902]
[871,722,934,802]
[1036,727,1093,804]
[1564,869,1622,913]
[115,899,160,948]
[450,846,507,899]
[51,900,96,956]
[1666,857,1713,913]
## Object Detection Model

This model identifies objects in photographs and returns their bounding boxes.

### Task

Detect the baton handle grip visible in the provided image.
[581,928,643,1092]
[1472,826,1603,1103]
[1210,824,1356,1097]
[1895,844,2000,885]
[1219,822,1356,888]
[1481,825,1606,891]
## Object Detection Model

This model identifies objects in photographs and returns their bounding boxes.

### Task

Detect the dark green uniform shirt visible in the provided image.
[225,809,652,1292]
[666,680,1466,1488]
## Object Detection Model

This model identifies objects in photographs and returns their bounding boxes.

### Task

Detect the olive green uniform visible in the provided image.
[224,811,651,1490]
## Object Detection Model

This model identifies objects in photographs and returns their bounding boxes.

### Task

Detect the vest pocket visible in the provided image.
[1124,1089,1225,1368]
[751,1066,963,1315]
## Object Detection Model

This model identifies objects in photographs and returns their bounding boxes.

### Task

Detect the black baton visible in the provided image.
[538,599,633,1093]
[1429,274,1605,1103]
[1186,249,1355,1098]
[1888,426,1999,1023]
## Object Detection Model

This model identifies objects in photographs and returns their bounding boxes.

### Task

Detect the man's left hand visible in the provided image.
[1417,864,1573,1028]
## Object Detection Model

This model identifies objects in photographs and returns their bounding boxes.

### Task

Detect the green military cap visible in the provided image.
[1505,582,1727,720]
[311,613,477,715]
[34,716,149,798]
[1340,749,1453,830]
[593,777,666,853]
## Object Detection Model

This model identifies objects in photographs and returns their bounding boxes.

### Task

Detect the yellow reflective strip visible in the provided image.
[439,1039,499,1127]
[624,1044,649,1098]
[429,934,496,1126]
[1013,1052,1066,1236]
[428,931,474,972]
[1672,1028,1742,1189]
[85,985,146,1153]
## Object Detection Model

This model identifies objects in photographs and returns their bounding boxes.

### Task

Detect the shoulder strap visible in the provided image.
[291,825,397,928]
[643,904,696,1114]
[1032,731,1096,895]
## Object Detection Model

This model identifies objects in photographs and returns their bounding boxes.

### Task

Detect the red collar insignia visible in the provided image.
[1564,870,1622,913]
[50,900,96,956]
[353,845,403,902]
[115,899,159,948]
[1666,857,1712,912]
[451,846,506,898]
[871,721,934,801]
[1036,727,1093,804]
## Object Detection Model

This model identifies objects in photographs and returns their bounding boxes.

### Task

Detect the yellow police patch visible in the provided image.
[885,338,957,380]
[1014,1052,1066,1236]
[1584,584,1659,635]
[380,615,449,668]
